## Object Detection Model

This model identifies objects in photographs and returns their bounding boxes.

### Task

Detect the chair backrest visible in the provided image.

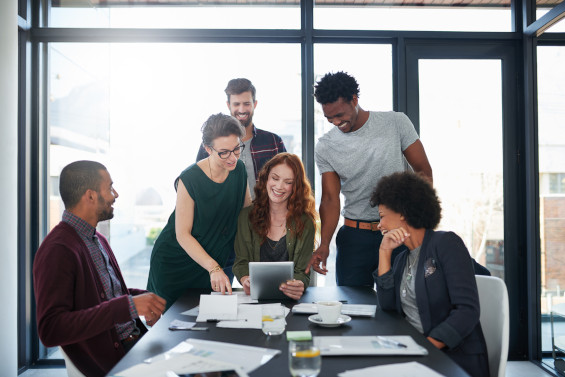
[475,275,509,377]
[59,347,87,377]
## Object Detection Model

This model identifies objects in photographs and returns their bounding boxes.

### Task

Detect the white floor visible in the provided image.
[19,361,557,377]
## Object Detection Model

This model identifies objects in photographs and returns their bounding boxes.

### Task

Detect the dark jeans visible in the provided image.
[223,249,235,284]
[335,225,406,286]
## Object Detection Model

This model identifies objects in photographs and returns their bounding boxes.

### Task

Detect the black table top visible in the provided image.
[110,286,469,376]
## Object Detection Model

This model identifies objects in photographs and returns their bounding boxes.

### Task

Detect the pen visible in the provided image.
[168,326,209,331]
[377,336,407,348]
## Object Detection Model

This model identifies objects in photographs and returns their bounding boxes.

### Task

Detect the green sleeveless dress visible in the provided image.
[147,160,247,310]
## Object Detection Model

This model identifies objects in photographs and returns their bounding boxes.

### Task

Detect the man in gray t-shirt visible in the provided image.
[305,71,433,286]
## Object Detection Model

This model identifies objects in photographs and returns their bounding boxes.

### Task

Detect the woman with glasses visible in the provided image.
[147,113,251,310]
[233,153,317,300]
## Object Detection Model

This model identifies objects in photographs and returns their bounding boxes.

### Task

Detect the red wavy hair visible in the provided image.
[250,153,318,240]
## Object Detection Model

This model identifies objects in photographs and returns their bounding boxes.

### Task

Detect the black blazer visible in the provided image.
[376,230,490,377]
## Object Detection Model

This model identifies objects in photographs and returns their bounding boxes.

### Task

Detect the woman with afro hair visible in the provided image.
[372,171,489,377]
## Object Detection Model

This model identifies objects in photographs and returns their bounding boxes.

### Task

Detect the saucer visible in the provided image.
[308,314,351,327]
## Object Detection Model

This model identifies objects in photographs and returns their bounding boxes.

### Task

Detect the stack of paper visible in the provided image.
[314,336,428,356]
[292,303,377,317]
[192,294,289,329]
[113,339,279,377]
[195,294,238,322]
[338,361,445,377]
[217,303,290,329]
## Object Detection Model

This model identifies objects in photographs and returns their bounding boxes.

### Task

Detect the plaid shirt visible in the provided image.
[62,210,138,340]
[197,125,286,179]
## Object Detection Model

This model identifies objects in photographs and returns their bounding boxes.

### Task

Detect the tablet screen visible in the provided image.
[249,261,294,300]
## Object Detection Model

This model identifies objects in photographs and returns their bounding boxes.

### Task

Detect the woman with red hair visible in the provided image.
[233,153,317,300]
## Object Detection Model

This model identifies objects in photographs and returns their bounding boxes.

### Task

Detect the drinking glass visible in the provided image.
[288,340,321,377]
[261,304,286,335]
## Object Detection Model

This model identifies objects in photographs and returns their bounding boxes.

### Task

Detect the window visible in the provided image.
[49,0,300,29]
[44,41,301,357]
[538,46,565,359]
[314,1,511,32]
[419,59,504,278]
[313,43,393,286]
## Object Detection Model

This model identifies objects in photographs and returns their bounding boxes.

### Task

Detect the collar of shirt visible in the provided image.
[62,210,96,240]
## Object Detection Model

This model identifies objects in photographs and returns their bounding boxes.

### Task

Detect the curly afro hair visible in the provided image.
[370,172,441,230]
[314,71,360,105]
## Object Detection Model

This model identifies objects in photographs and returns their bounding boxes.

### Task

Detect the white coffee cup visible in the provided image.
[316,301,342,323]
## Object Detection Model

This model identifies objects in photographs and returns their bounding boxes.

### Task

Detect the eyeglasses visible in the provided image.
[209,144,245,159]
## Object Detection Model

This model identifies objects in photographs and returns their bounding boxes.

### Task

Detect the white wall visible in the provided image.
[0,0,19,375]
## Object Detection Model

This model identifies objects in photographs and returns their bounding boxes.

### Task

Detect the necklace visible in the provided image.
[266,235,285,250]
[270,213,287,228]
[401,247,420,298]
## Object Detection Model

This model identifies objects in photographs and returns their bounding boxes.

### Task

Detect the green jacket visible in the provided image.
[233,205,315,288]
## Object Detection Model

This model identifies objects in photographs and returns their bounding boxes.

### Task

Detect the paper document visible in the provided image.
[147,338,280,373]
[196,294,238,322]
[292,303,376,317]
[338,361,445,377]
[180,306,199,316]
[217,304,262,329]
[217,303,290,329]
[314,336,428,356]
[212,291,259,304]
[169,319,196,329]
[112,352,248,377]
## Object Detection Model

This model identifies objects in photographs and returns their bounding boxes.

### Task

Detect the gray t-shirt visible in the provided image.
[315,111,419,220]
[400,246,423,333]
[241,138,256,200]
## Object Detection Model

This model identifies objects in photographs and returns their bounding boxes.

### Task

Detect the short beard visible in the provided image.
[96,193,114,222]
[241,118,252,128]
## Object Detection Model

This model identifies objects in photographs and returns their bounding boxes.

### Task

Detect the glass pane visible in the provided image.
[419,59,504,278]
[537,46,565,359]
[314,3,511,32]
[45,42,301,357]
[49,1,300,29]
[313,44,393,287]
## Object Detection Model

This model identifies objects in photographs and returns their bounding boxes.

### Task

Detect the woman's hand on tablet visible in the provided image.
[280,279,304,300]
[240,275,251,295]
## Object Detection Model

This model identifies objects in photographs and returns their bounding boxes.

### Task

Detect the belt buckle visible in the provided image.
[370,221,380,232]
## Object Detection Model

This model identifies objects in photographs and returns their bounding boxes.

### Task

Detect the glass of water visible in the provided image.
[261,304,286,336]
[288,340,321,377]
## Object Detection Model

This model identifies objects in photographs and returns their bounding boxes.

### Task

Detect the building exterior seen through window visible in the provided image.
[538,46,565,356]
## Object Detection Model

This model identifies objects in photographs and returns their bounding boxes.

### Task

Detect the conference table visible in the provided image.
[109,286,470,376]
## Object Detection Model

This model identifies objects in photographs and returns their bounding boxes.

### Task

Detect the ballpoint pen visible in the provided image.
[168,326,209,331]
[376,336,408,348]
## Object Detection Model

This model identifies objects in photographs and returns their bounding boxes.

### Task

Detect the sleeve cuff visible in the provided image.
[374,269,395,290]
[428,321,463,349]
[127,295,139,319]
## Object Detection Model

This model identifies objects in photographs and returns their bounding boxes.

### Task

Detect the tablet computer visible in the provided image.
[249,261,294,300]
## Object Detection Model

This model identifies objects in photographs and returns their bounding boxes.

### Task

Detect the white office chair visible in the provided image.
[59,347,87,377]
[475,275,509,377]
